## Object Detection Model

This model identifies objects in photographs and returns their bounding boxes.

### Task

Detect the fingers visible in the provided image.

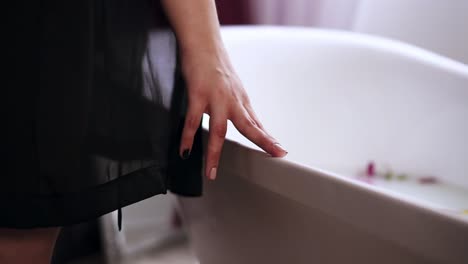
[179,100,205,159]
[231,106,288,158]
[205,108,228,180]
[243,102,269,133]
[178,75,287,182]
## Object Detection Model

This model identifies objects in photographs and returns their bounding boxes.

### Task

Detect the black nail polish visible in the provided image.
[182,149,190,160]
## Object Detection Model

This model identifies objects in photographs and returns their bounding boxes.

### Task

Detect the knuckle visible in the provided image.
[253,129,268,144]
[181,133,194,144]
[248,117,258,127]
[242,116,257,129]
[206,150,221,165]
[185,115,200,131]
[241,92,250,103]
[252,132,264,144]
[207,147,221,158]
[211,123,227,138]
[261,135,273,148]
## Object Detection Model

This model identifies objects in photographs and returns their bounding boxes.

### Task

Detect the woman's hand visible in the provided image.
[161,0,287,180]
[178,48,288,180]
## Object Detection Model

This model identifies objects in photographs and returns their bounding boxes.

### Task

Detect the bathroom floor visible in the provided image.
[123,239,198,264]
[70,239,198,264]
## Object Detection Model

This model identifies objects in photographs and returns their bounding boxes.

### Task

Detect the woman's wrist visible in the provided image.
[178,33,225,59]
[180,41,233,73]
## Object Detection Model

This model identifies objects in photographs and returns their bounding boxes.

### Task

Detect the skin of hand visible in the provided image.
[161,0,288,180]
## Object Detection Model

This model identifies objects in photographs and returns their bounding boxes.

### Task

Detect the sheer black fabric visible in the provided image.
[2,0,203,230]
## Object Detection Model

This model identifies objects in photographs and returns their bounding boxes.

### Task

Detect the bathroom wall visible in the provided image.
[221,0,468,64]
[353,0,468,64]
[250,0,359,29]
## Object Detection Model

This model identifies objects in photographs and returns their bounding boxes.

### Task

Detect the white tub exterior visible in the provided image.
[179,26,468,264]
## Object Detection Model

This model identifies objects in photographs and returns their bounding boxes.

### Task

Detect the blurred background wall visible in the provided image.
[217,0,468,64]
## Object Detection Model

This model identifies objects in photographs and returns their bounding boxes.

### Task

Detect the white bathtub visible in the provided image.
[179,26,468,264]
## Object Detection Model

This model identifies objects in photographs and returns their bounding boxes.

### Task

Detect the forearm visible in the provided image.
[161,0,225,58]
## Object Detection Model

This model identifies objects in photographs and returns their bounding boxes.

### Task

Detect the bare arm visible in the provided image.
[161,0,287,180]
[161,0,223,57]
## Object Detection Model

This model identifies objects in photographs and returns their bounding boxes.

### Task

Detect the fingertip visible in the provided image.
[179,131,195,159]
[180,105,204,160]
[274,142,287,151]
[181,148,191,160]
[270,151,288,158]
[205,166,217,180]
[209,167,217,180]
[272,142,288,157]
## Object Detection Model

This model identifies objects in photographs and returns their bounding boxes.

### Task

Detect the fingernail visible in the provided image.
[181,149,190,160]
[274,142,288,154]
[209,167,217,180]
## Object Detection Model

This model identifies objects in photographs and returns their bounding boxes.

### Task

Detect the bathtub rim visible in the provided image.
[200,129,468,264]
[220,25,468,77]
